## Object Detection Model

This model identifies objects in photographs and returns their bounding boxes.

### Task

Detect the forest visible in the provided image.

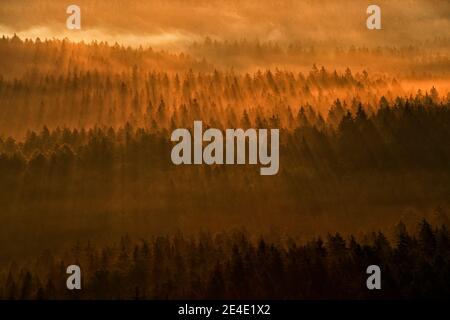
[0,220,449,299]
[0,32,449,298]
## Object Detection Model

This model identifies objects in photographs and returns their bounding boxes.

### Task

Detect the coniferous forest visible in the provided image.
[1,0,450,300]
[1,220,450,299]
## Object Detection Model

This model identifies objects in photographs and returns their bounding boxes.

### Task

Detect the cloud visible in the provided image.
[0,0,448,48]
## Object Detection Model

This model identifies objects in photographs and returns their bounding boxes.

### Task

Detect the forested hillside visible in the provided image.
[0,35,449,299]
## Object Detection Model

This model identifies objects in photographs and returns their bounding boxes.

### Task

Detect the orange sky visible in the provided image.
[0,0,449,49]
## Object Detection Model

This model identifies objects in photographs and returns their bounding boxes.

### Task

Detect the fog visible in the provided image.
[0,0,449,49]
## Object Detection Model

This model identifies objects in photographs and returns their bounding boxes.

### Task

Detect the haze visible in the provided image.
[0,0,449,49]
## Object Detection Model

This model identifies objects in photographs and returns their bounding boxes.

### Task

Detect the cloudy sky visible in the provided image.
[0,0,449,48]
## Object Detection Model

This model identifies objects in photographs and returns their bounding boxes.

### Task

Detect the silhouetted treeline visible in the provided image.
[3,36,446,137]
[1,94,450,259]
[189,37,450,77]
[0,219,449,299]
[1,37,450,287]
